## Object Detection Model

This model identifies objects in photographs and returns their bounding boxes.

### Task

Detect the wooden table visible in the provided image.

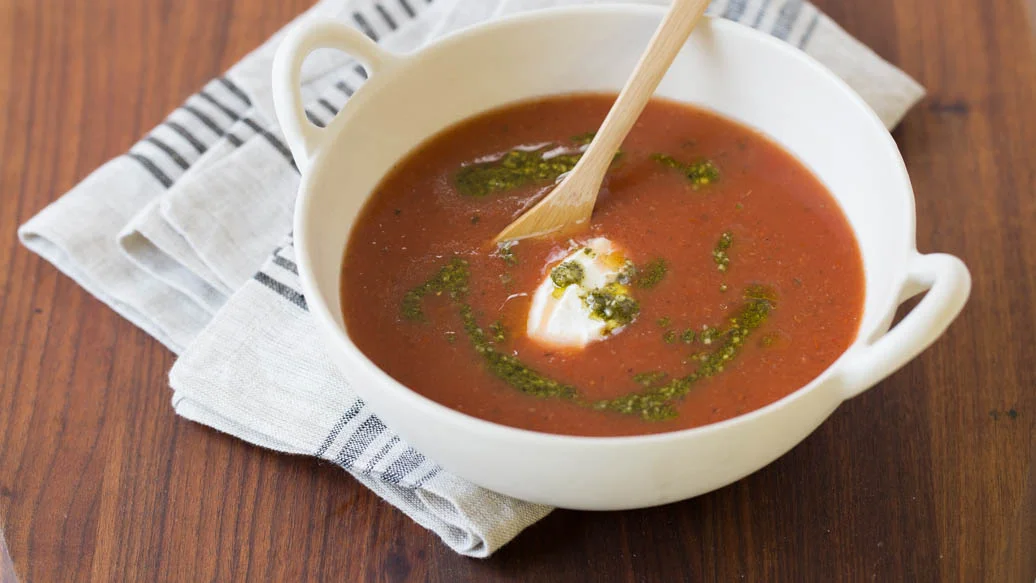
[1,0,1033,580]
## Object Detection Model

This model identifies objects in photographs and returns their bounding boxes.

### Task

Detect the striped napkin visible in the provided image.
[18,0,924,557]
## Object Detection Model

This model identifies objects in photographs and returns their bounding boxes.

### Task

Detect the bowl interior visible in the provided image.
[297,9,915,395]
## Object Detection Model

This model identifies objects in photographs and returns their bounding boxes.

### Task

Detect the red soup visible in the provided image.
[341,94,864,437]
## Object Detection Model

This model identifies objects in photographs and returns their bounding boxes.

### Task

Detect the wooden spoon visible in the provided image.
[493,0,711,244]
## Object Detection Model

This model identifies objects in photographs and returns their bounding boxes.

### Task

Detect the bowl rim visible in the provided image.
[293,4,918,446]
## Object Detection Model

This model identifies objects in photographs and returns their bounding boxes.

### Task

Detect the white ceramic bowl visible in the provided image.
[273,6,971,510]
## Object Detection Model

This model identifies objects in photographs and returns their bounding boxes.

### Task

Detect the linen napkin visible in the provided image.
[18,0,925,557]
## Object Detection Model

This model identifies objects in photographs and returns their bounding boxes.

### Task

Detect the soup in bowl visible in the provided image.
[273,6,970,509]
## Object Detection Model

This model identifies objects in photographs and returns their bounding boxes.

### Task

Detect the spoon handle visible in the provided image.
[579,0,711,174]
[492,0,710,244]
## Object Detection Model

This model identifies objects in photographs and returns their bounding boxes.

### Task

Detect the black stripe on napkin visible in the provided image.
[224,132,244,148]
[305,109,326,128]
[382,447,425,484]
[375,3,397,31]
[181,104,226,136]
[363,435,400,474]
[180,101,243,147]
[352,12,378,41]
[723,0,748,20]
[752,0,774,28]
[335,416,387,467]
[163,121,208,155]
[336,81,355,97]
[798,12,820,48]
[253,271,307,309]
[241,118,297,169]
[127,153,173,188]
[143,136,190,170]
[270,255,298,275]
[218,76,252,108]
[180,105,231,144]
[316,400,365,457]
[772,0,803,40]
[318,98,339,117]
[397,0,415,18]
[197,91,242,122]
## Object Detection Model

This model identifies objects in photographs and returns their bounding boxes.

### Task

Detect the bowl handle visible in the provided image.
[271,20,398,173]
[839,252,971,399]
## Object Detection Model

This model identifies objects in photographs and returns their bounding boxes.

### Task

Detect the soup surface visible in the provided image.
[341,94,864,437]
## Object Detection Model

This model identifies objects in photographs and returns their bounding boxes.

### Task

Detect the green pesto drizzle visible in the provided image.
[636,258,669,288]
[455,134,624,198]
[400,258,575,400]
[455,148,582,197]
[713,231,733,272]
[744,284,778,304]
[632,371,668,387]
[550,261,585,288]
[652,153,720,188]
[617,260,637,285]
[459,305,578,400]
[570,131,597,145]
[583,283,640,330]
[593,289,776,420]
[400,258,470,321]
[400,258,775,422]
[489,321,507,343]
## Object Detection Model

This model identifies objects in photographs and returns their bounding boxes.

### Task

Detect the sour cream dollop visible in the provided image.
[526,237,637,349]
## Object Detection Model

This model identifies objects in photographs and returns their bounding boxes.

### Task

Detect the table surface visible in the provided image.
[2,0,1034,581]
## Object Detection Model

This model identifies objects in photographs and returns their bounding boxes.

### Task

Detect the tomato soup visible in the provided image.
[340,94,864,437]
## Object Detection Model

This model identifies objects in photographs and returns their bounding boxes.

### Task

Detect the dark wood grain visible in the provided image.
[1,0,1033,581]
